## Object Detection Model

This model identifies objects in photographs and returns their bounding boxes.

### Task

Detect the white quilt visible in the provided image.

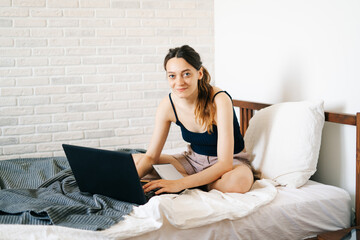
[0,179,277,240]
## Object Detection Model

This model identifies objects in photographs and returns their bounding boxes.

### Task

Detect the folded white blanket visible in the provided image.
[103,178,277,239]
[0,179,277,240]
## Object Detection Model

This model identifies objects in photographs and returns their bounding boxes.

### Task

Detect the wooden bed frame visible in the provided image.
[233,99,360,226]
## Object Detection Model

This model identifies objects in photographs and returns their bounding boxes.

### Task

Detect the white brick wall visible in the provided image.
[0,0,214,160]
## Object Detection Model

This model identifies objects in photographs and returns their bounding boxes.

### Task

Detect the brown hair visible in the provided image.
[164,45,216,133]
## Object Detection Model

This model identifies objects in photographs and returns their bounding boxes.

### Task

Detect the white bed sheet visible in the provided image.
[0,180,350,240]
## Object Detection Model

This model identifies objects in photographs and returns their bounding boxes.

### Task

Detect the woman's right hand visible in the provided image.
[143,178,185,194]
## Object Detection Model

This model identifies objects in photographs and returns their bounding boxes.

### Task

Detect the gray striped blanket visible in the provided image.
[0,157,133,231]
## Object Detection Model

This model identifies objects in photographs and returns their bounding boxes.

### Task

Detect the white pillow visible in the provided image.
[244,100,325,188]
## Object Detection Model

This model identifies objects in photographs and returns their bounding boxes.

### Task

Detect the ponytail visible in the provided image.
[195,66,216,133]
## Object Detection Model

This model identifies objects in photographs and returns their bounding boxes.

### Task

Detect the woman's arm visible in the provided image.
[213,91,236,172]
[143,92,235,193]
[135,96,173,178]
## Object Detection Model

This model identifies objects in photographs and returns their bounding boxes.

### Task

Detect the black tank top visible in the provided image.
[168,91,244,156]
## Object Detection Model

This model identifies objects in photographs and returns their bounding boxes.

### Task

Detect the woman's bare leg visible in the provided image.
[132,153,188,178]
[208,164,254,193]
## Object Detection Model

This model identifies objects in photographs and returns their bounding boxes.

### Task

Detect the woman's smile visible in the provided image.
[176,87,187,92]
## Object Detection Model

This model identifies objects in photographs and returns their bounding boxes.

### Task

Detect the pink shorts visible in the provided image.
[172,145,251,175]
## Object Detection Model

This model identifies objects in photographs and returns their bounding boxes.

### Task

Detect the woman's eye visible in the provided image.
[168,74,175,79]
[184,72,191,77]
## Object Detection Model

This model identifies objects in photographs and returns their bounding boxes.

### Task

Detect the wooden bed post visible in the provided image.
[356,113,360,226]
[240,108,253,136]
[233,100,270,136]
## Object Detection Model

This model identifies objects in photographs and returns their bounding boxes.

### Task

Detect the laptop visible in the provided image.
[62,144,153,205]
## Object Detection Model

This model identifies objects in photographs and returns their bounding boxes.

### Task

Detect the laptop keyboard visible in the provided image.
[141,181,160,200]
[144,189,157,200]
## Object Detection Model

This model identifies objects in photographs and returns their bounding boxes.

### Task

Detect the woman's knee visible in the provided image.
[219,167,254,193]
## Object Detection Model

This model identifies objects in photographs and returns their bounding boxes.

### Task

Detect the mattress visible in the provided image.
[119,180,351,240]
[0,180,350,240]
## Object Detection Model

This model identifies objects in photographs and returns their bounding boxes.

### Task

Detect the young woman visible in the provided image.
[133,45,255,195]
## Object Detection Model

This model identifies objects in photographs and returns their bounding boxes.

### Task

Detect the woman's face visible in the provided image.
[165,57,203,99]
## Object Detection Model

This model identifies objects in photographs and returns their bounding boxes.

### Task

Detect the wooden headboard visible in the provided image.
[233,99,360,226]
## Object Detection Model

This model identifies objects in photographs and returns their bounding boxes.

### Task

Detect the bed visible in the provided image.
[0,99,358,240]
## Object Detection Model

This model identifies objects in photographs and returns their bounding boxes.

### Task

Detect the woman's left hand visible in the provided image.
[143,179,185,195]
